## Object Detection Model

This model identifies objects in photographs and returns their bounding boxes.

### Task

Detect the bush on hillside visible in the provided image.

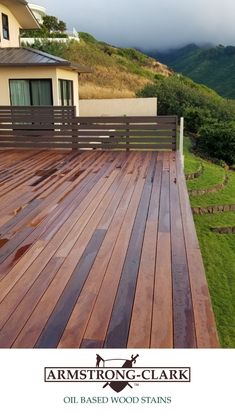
[136,75,235,122]
[28,39,68,57]
[137,77,203,115]
[100,43,114,56]
[197,122,235,165]
[154,73,165,81]
[137,75,235,163]
[117,48,148,64]
[183,106,213,133]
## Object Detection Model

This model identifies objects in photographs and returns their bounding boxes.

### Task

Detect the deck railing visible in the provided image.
[0,106,177,151]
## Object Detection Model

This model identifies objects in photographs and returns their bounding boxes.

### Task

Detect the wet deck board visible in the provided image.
[0,150,219,348]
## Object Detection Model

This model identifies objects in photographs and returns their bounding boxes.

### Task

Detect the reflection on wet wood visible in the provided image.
[0,150,219,348]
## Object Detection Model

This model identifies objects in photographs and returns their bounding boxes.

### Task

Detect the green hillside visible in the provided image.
[150,44,235,99]
[184,137,235,347]
[27,33,172,99]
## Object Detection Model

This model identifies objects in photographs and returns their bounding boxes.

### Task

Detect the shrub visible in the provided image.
[30,40,68,57]
[183,106,213,133]
[154,73,165,81]
[137,75,235,163]
[197,121,235,165]
[117,48,148,64]
[100,44,113,56]
[136,75,235,122]
[137,76,214,116]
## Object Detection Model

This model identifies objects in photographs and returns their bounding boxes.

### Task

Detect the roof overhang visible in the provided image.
[0,62,93,74]
[1,0,40,29]
[0,47,93,74]
[62,63,93,74]
[0,62,93,73]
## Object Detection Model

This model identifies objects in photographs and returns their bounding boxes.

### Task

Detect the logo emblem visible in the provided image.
[96,354,139,393]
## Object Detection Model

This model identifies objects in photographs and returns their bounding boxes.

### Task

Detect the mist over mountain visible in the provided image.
[39,0,235,50]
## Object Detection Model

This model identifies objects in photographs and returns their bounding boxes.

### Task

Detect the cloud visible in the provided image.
[38,0,235,49]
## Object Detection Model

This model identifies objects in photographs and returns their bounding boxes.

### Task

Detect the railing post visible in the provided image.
[179,116,184,168]
[72,117,79,150]
[126,119,130,152]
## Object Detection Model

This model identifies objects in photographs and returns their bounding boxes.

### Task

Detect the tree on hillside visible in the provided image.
[21,14,67,38]
[42,15,66,33]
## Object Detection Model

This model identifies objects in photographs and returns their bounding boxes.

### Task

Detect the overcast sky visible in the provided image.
[38,0,235,50]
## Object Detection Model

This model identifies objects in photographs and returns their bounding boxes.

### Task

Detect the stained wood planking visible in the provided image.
[169,152,196,348]
[58,154,144,348]
[104,154,156,348]
[0,152,112,278]
[0,257,63,348]
[35,156,138,348]
[0,157,117,288]
[127,153,162,348]
[150,152,173,348]
[0,155,127,332]
[0,156,122,342]
[0,153,110,279]
[11,155,135,347]
[0,150,219,348]
[0,152,106,240]
[35,229,107,348]
[80,153,153,347]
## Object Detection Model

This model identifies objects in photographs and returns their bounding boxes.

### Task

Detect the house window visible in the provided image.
[59,79,74,106]
[9,79,53,106]
[2,13,9,40]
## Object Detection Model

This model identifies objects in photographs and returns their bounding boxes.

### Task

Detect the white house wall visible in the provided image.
[0,66,79,113]
[0,3,21,47]
[79,97,158,117]
[56,68,80,115]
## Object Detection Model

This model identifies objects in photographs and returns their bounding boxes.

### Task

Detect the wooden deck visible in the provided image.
[0,149,219,348]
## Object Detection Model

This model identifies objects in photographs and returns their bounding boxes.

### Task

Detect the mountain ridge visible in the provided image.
[146,44,235,99]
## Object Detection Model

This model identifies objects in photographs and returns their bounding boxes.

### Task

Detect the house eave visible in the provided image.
[0,62,92,73]
[1,0,40,29]
[0,47,93,73]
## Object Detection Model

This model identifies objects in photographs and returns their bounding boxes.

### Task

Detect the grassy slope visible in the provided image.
[32,35,235,108]
[154,44,235,99]
[60,33,172,99]
[190,170,235,207]
[187,161,224,191]
[185,137,235,347]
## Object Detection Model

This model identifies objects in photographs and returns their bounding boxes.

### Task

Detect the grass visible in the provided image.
[31,36,172,99]
[184,137,235,347]
[79,83,136,100]
[194,213,235,348]
[184,137,225,193]
[71,38,171,99]
[190,170,235,207]
[187,161,224,191]
[185,137,235,206]
[184,139,201,175]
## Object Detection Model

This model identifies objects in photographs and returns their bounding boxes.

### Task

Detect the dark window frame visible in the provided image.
[9,78,53,106]
[2,13,10,40]
[59,79,74,106]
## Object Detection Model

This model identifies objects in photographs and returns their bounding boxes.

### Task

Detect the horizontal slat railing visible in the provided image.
[0,108,177,151]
